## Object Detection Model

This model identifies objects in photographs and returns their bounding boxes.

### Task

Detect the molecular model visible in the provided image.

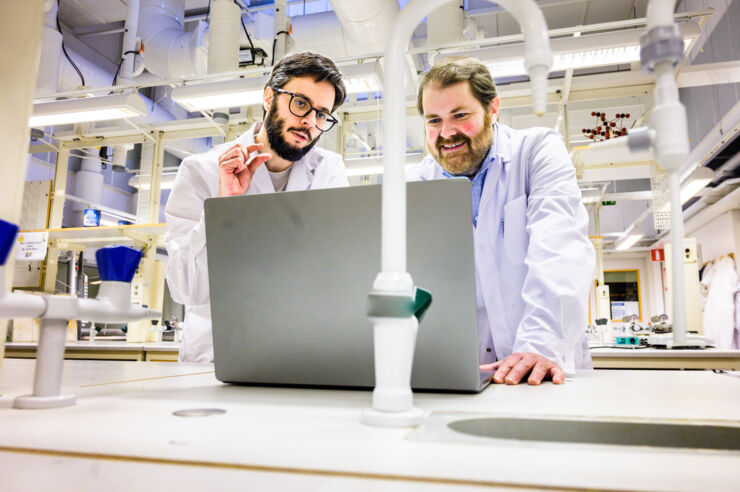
[582,111,631,142]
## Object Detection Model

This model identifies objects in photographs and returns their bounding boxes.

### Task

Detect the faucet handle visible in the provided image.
[96,245,142,283]
[0,219,19,266]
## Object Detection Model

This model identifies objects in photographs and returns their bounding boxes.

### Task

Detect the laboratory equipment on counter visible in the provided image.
[619,314,647,334]
[0,219,160,409]
[649,313,672,333]
[366,0,552,427]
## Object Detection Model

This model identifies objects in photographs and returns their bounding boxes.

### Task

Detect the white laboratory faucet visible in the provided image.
[0,219,160,409]
[363,0,553,427]
[586,0,709,349]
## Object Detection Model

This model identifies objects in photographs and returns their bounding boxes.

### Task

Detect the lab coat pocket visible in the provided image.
[503,195,529,264]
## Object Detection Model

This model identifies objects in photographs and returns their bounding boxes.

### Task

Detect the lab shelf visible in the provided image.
[29,223,168,249]
[3,341,179,362]
[590,347,740,370]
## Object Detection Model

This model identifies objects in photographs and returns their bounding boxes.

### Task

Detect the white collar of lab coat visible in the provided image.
[235,122,321,193]
[478,123,508,216]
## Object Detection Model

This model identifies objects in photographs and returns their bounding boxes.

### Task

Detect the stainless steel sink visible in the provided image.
[447,417,740,451]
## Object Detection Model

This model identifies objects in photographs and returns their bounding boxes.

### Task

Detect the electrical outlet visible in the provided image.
[616,336,640,346]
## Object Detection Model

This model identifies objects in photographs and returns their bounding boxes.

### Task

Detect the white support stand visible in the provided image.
[362,315,425,427]
[14,318,76,409]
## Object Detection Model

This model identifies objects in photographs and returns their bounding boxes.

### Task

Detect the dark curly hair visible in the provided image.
[267,52,347,111]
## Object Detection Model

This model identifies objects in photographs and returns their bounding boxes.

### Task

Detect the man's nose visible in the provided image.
[440,120,457,139]
[301,110,317,128]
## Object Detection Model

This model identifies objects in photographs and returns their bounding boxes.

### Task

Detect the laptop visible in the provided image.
[205,179,490,392]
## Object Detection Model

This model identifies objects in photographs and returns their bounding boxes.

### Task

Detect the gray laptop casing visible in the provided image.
[205,179,484,391]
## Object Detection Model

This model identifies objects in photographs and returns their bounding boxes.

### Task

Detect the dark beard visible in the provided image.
[265,103,319,162]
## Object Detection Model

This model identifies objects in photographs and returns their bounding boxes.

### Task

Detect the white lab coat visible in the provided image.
[164,122,349,362]
[701,256,738,349]
[406,123,595,375]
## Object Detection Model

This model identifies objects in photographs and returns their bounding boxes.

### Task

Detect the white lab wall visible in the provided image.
[590,252,664,322]
[690,209,740,268]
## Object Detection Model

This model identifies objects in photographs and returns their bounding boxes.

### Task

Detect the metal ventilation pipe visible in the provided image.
[36,1,63,96]
[328,0,400,54]
[71,156,105,227]
[427,1,464,65]
[427,1,464,47]
[207,0,241,123]
[138,0,208,79]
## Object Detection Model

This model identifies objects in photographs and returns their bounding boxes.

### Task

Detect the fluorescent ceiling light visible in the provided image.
[340,61,383,95]
[344,74,382,94]
[127,172,178,191]
[580,187,604,203]
[29,93,147,127]
[680,166,714,204]
[614,226,645,251]
[171,77,267,112]
[452,22,701,79]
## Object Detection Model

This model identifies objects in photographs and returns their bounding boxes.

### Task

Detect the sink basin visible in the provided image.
[448,417,740,451]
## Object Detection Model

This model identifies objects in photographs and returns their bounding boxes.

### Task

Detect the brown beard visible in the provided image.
[430,112,493,176]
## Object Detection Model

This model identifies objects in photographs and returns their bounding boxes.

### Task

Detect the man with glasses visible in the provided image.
[165,52,348,362]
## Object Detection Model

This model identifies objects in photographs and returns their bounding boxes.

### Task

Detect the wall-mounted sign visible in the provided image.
[15,231,49,261]
[651,248,665,262]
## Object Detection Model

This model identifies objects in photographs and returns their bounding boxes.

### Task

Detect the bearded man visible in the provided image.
[407,57,595,385]
[165,52,348,362]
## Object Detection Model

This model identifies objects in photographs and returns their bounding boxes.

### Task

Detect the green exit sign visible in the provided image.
[601,200,616,206]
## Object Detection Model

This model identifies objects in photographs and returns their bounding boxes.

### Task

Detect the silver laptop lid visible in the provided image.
[205,179,484,391]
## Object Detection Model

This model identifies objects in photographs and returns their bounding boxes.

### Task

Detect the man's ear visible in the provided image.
[488,96,501,123]
[263,87,274,113]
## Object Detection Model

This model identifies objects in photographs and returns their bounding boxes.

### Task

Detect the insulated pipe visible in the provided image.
[329,0,400,54]
[207,0,241,74]
[207,0,241,123]
[36,1,63,96]
[427,1,464,48]
[71,155,104,226]
[113,0,140,189]
[273,0,289,63]
[119,0,140,86]
[138,0,207,79]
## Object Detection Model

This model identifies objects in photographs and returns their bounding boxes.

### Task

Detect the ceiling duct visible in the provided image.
[137,0,208,79]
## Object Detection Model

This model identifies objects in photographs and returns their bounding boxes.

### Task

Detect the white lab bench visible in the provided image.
[0,359,738,491]
[590,347,740,370]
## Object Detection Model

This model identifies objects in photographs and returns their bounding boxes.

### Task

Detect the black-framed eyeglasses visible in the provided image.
[274,88,338,132]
